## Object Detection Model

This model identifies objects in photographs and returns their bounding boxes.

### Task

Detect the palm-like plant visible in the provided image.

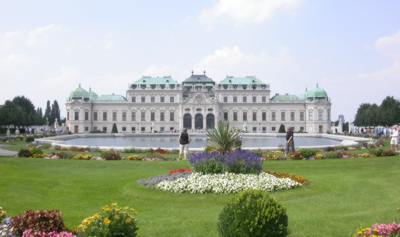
[206,121,242,154]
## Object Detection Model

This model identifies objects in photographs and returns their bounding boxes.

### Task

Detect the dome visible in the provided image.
[69,85,90,99]
[305,85,328,99]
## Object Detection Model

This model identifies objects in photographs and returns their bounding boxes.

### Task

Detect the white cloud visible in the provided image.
[199,0,302,26]
[375,31,400,59]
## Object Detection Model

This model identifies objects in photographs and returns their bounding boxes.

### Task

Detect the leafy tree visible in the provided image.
[278,124,286,133]
[206,121,242,155]
[354,96,400,126]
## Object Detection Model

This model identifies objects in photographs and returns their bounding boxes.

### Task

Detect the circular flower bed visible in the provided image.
[139,171,302,194]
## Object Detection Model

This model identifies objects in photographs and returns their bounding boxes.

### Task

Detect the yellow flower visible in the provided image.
[103,218,111,225]
[125,218,131,224]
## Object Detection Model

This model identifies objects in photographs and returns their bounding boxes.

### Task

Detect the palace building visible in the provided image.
[66,73,331,134]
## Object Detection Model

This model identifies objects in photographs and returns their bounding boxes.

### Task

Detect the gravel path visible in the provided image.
[0,145,17,157]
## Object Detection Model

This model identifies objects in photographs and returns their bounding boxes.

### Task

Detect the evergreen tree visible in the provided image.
[278,124,286,133]
[112,123,118,133]
[50,100,61,125]
[44,100,51,125]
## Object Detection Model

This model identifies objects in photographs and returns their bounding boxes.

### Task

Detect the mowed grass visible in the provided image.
[0,157,399,237]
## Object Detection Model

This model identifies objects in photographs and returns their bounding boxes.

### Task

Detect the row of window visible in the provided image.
[69,111,175,122]
[222,96,267,103]
[131,96,175,103]
[223,111,306,122]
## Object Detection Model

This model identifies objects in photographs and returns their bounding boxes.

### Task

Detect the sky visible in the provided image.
[0,0,399,121]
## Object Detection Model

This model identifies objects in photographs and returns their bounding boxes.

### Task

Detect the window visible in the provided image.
[74,111,79,121]
[141,111,146,121]
[318,109,323,121]
[262,112,266,121]
[67,111,70,121]
[223,96,227,103]
[272,127,276,132]
[233,96,237,103]
[262,96,266,102]
[170,127,174,131]
[141,96,145,103]
[112,112,117,121]
[131,127,136,133]
[243,96,247,103]
[93,126,97,131]
[131,112,136,121]
[103,112,107,121]
[160,112,165,121]
[252,111,257,121]
[170,111,174,121]
[132,97,136,103]
[300,111,304,121]
[252,96,257,103]
[160,127,164,132]
[243,112,247,121]
[122,112,127,121]
[252,127,257,132]
[281,112,286,121]
[103,127,107,132]
[160,96,165,103]
[224,112,228,121]
[93,112,98,121]
[151,96,155,103]
[170,96,174,103]
[151,112,155,121]
[262,127,267,133]
[300,127,304,132]
[141,127,145,132]
[327,109,331,121]
[233,112,238,121]
[290,111,295,121]
[271,112,276,121]
[308,110,313,120]
[85,127,89,131]
[122,127,126,132]
[84,111,89,121]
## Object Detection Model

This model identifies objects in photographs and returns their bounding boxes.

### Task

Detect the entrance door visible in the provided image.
[206,113,215,129]
[74,125,79,133]
[183,113,192,129]
[195,113,203,129]
[319,125,323,133]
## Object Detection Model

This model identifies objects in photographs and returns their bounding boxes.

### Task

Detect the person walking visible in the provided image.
[178,128,190,160]
[390,126,399,152]
[285,127,295,157]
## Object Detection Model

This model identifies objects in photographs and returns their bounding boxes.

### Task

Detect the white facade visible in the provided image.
[66,74,331,134]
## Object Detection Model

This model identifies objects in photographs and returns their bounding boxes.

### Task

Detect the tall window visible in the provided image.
[233,96,237,103]
[252,111,257,121]
[151,96,155,103]
[262,96,266,103]
[67,111,70,121]
[224,112,228,121]
[131,112,136,121]
[151,112,155,121]
[300,111,304,121]
[242,96,247,103]
[141,96,145,103]
[170,111,174,121]
[85,111,89,121]
[112,112,117,121]
[103,112,107,121]
[141,111,146,121]
[262,112,266,121]
[160,112,165,121]
[252,96,257,103]
[132,97,136,103]
[74,111,79,121]
[223,96,227,103]
[122,111,127,121]
[281,112,286,121]
[308,110,313,120]
[318,109,323,121]
[290,111,295,121]
[233,112,238,121]
[170,96,174,103]
[243,111,247,121]
[93,112,98,121]
[160,96,165,103]
[271,112,276,121]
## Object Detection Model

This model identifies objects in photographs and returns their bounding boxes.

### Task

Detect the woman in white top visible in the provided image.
[390,126,399,152]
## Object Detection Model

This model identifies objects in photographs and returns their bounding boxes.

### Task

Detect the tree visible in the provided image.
[206,121,242,155]
[278,124,286,133]
[354,96,400,127]
[112,123,118,133]
[50,100,61,125]
[44,100,51,125]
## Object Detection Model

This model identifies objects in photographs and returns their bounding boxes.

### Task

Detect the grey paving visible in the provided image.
[0,145,17,157]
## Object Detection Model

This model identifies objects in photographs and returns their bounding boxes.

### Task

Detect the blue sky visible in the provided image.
[0,0,399,121]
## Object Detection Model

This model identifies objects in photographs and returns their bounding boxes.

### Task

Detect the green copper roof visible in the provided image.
[183,74,215,84]
[271,94,304,102]
[219,76,265,85]
[134,76,178,85]
[69,85,90,99]
[94,94,127,102]
[305,86,328,99]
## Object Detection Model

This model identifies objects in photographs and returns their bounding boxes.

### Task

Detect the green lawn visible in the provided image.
[0,157,399,236]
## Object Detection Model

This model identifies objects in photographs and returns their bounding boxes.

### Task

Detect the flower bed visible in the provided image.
[155,172,301,194]
[355,223,400,237]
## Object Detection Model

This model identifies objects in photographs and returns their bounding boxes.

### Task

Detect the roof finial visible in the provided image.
[79,83,81,88]
[203,70,206,75]
[305,87,308,92]
[316,82,319,88]
[191,70,194,75]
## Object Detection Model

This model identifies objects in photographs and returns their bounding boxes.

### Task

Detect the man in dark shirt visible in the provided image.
[285,127,295,156]
[178,129,190,160]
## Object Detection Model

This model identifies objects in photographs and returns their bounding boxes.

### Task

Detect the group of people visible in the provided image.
[177,127,297,160]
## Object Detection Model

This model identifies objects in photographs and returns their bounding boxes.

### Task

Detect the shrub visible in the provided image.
[369,148,384,157]
[101,150,122,160]
[358,153,370,158]
[382,149,396,157]
[29,147,44,155]
[77,203,138,237]
[189,151,262,174]
[12,210,66,236]
[315,153,324,160]
[71,153,93,160]
[288,151,303,160]
[206,121,242,154]
[25,136,35,143]
[324,151,342,159]
[264,151,285,160]
[355,223,400,237]
[126,156,143,161]
[278,124,286,133]
[0,207,6,223]
[18,148,32,157]
[218,190,288,237]
[57,151,75,160]
[298,148,317,159]
[22,229,75,237]
[112,123,118,133]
